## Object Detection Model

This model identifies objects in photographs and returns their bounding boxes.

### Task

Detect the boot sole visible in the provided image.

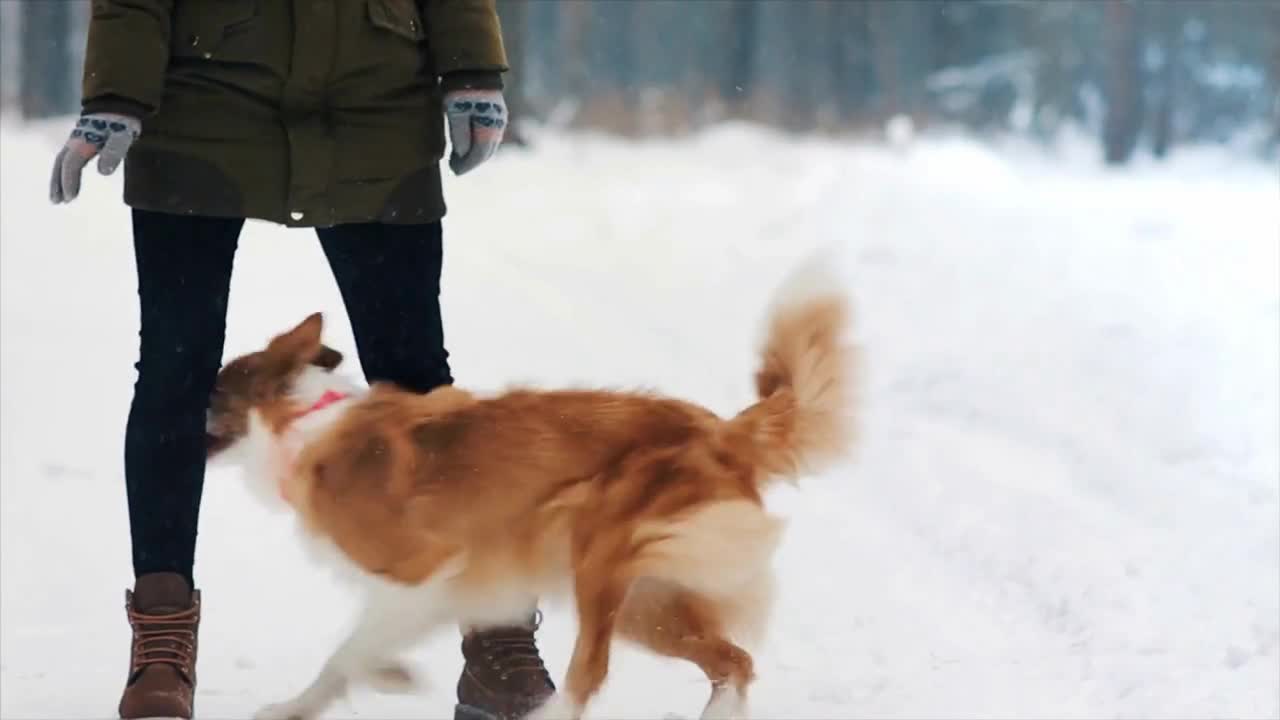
[455,703,499,720]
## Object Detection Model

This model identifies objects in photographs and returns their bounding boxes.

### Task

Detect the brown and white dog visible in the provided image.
[205,261,859,720]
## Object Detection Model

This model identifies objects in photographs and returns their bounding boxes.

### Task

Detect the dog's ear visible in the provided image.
[311,344,344,372]
[266,312,325,370]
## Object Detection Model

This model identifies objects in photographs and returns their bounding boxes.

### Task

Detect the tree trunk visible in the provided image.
[495,0,530,146]
[20,0,77,119]
[782,0,821,132]
[1149,1,1179,158]
[868,1,901,121]
[724,0,757,118]
[1102,0,1145,165]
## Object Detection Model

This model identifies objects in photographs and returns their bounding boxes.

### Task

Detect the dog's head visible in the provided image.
[206,312,345,459]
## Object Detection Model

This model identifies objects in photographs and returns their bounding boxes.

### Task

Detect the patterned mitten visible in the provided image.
[49,112,141,204]
[444,89,507,176]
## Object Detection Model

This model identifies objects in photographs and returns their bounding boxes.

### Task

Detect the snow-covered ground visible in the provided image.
[2,117,1277,720]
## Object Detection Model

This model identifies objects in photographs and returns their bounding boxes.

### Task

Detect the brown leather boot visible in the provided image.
[117,572,201,719]
[455,611,556,720]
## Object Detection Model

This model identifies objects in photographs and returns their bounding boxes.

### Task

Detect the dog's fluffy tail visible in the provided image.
[728,255,859,485]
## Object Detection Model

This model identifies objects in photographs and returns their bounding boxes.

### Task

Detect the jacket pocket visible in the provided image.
[366,0,426,43]
[170,0,259,60]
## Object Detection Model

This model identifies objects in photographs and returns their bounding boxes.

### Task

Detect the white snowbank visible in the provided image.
[2,117,1277,719]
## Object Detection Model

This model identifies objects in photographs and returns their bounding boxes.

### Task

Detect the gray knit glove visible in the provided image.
[445,89,507,176]
[49,112,141,204]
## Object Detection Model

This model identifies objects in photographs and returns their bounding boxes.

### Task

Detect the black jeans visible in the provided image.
[125,208,452,585]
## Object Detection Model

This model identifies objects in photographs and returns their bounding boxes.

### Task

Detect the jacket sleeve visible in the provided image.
[81,0,174,117]
[421,0,508,77]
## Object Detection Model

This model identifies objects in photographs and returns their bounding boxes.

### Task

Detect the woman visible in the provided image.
[48,2,552,719]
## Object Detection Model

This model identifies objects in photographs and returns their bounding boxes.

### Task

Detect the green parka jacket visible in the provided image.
[82,0,508,228]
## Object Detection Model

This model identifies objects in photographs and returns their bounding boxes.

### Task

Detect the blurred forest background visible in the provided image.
[2,0,1277,165]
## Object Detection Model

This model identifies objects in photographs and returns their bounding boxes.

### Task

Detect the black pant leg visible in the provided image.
[316,221,452,393]
[125,208,242,586]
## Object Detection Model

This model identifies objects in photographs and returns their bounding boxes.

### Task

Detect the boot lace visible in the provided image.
[477,610,553,685]
[127,602,199,673]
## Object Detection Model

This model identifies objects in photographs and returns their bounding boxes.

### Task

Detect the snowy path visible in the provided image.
[2,119,1277,719]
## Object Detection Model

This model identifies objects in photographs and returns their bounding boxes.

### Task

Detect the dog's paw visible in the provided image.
[523,692,583,720]
[699,686,748,720]
[253,698,318,720]
[364,660,423,694]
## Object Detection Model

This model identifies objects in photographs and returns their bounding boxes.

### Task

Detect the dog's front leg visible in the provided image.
[528,566,629,720]
[254,587,439,720]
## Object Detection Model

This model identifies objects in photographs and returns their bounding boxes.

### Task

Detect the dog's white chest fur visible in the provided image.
[233,369,355,508]
[227,368,378,584]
